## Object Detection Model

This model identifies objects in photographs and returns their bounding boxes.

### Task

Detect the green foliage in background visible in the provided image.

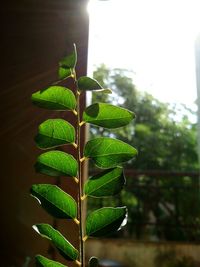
[89,64,199,241]
[30,46,137,266]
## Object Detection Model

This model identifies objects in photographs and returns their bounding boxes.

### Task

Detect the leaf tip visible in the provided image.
[32,224,39,234]
[118,207,128,230]
[31,194,42,205]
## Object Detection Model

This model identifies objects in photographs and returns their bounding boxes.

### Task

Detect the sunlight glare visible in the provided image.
[88,0,200,108]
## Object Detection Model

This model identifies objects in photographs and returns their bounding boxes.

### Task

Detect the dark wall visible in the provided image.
[0,1,89,266]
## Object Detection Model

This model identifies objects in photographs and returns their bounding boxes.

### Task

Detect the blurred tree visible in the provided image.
[88,65,200,241]
[92,65,198,171]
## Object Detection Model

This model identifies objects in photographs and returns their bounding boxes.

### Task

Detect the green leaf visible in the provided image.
[31,184,77,220]
[86,207,127,237]
[59,44,77,69]
[33,224,78,261]
[83,103,135,128]
[32,86,76,111]
[35,255,67,267]
[84,167,125,198]
[84,137,137,168]
[35,151,78,177]
[35,119,75,149]
[58,67,72,80]
[78,76,112,93]
[89,257,99,267]
[58,44,77,79]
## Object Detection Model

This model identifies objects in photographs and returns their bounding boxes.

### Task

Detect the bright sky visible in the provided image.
[87,0,200,108]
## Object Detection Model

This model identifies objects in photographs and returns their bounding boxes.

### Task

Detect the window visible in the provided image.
[87,0,200,242]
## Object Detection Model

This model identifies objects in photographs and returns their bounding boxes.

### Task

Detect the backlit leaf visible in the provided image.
[35,151,77,177]
[58,67,72,80]
[31,184,77,219]
[33,224,78,261]
[84,137,137,168]
[83,103,135,128]
[32,86,76,111]
[84,167,125,198]
[59,44,77,69]
[35,255,67,267]
[58,44,77,79]
[78,76,112,93]
[86,207,127,237]
[89,257,99,267]
[35,119,75,149]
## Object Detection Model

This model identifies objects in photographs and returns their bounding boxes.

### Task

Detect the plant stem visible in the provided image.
[75,76,85,267]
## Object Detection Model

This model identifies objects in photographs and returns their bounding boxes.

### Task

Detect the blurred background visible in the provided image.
[1,0,200,266]
[86,1,200,267]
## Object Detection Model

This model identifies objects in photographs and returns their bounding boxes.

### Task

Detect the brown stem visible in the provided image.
[75,75,85,267]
